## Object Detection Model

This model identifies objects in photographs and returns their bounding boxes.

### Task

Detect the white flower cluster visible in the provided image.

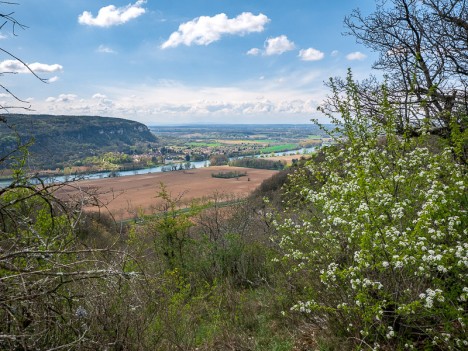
[419,288,444,308]
[349,277,383,291]
[274,119,467,348]
[290,300,317,314]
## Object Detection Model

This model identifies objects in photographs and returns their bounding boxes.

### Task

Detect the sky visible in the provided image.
[0,0,379,125]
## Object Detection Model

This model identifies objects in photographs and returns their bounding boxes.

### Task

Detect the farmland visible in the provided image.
[57,165,278,220]
[151,123,330,163]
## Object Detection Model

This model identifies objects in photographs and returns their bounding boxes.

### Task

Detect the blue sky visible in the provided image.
[1,0,378,125]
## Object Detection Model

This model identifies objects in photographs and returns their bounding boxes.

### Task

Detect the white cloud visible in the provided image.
[97,45,117,54]
[48,76,59,83]
[31,66,356,124]
[78,0,146,28]
[0,60,63,74]
[35,81,326,123]
[92,93,107,99]
[346,51,367,60]
[331,50,339,57]
[46,94,77,103]
[264,35,295,56]
[247,48,261,56]
[29,62,63,73]
[161,12,269,49]
[298,48,324,61]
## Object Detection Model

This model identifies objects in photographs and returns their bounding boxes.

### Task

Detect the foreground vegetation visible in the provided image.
[1,75,466,349]
[1,0,467,349]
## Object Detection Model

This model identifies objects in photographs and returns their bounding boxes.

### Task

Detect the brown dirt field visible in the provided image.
[56,166,278,220]
[267,154,311,165]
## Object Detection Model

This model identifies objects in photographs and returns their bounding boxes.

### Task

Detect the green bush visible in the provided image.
[274,74,468,350]
[212,171,247,178]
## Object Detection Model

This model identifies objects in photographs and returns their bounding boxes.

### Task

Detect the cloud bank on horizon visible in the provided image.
[1,0,376,125]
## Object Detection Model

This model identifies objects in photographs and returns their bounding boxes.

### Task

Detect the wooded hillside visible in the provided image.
[0,114,158,169]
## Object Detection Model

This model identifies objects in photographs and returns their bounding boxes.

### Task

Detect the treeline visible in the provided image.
[229,157,286,170]
[161,162,194,172]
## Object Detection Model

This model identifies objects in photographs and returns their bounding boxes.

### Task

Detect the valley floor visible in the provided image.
[57,165,278,220]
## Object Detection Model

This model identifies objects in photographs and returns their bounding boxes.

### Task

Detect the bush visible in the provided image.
[211,171,247,179]
[274,74,468,349]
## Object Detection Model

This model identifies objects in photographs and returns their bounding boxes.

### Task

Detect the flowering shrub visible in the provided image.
[274,75,467,349]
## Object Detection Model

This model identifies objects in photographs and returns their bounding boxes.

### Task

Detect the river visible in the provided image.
[0,147,317,188]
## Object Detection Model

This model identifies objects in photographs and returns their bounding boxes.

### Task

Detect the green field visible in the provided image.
[260,143,299,153]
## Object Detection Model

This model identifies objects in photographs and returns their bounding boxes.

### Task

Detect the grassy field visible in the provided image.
[260,143,299,153]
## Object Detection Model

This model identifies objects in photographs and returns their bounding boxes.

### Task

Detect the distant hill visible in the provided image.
[0,114,158,169]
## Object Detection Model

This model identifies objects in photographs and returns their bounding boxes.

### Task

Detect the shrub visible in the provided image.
[274,74,468,350]
[212,171,247,179]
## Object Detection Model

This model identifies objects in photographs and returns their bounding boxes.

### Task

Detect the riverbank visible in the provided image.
[0,147,317,188]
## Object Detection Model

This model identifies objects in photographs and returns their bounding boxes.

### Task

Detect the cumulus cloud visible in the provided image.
[97,45,116,54]
[48,76,59,83]
[78,0,146,28]
[29,62,63,73]
[247,48,261,56]
[92,93,107,99]
[161,12,269,49]
[298,48,324,61]
[264,35,295,56]
[346,51,367,60]
[46,94,77,103]
[92,93,114,107]
[0,60,63,74]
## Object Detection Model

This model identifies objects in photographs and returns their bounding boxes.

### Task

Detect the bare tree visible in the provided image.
[0,2,48,113]
[0,4,139,349]
[326,0,467,138]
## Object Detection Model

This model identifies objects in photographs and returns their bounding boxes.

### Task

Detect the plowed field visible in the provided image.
[57,166,278,220]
